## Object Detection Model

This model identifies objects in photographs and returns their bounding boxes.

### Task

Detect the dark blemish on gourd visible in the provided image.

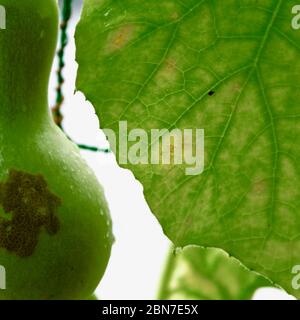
[0,170,61,257]
[208,90,215,96]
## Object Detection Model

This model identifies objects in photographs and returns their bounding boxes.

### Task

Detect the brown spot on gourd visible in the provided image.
[0,170,61,257]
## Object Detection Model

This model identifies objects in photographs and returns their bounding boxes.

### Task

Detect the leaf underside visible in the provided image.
[76,0,300,298]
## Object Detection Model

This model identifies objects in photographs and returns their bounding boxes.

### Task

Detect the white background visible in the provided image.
[48,0,294,300]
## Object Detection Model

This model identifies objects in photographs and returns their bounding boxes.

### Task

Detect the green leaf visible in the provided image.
[158,246,271,300]
[76,0,300,298]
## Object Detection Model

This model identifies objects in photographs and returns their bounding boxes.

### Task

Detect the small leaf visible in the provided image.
[159,246,271,300]
[76,0,300,298]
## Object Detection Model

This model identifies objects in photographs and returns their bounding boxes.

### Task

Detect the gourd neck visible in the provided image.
[0,0,59,123]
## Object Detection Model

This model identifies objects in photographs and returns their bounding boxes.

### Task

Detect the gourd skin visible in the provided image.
[0,0,113,299]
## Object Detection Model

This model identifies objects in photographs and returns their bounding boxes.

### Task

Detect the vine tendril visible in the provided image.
[52,0,110,154]
[52,0,72,129]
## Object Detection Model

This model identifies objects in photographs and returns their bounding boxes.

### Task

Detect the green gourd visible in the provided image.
[0,0,113,299]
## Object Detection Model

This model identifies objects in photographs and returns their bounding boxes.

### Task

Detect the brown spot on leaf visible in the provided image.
[106,24,136,53]
[157,58,179,83]
[0,170,61,257]
[171,12,179,20]
[252,180,267,194]
[165,58,177,70]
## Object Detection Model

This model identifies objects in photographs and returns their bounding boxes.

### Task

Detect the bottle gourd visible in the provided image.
[0,0,113,299]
